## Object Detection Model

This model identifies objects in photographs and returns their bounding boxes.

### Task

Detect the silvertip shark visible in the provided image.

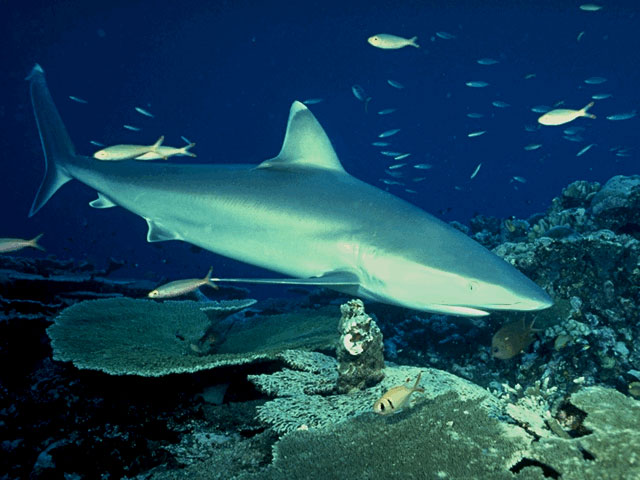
[26,64,552,317]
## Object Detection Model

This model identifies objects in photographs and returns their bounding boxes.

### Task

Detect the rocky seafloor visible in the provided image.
[1,175,640,479]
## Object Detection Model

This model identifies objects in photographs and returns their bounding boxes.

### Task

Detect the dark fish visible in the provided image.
[491,318,539,359]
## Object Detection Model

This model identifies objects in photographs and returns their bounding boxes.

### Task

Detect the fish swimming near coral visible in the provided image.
[26,64,552,317]
[0,234,44,253]
[148,266,218,299]
[491,318,540,359]
[374,372,424,415]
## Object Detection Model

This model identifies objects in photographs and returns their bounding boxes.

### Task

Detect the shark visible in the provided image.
[26,64,553,317]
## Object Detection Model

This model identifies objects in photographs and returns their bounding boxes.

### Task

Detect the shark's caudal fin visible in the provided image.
[256,101,346,173]
[26,64,77,217]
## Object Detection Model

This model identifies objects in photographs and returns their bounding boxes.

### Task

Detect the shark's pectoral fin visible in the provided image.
[428,305,490,317]
[89,193,117,209]
[145,219,181,242]
[256,101,346,173]
[211,270,361,286]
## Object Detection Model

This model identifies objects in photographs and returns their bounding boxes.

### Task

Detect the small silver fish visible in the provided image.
[377,108,397,115]
[413,163,433,170]
[563,126,585,135]
[388,163,406,170]
[371,142,390,147]
[467,130,486,138]
[89,140,105,147]
[381,179,405,186]
[531,105,552,113]
[470,163,482,179]
[123,125,142,132]
[394,153,411,160]
[591,93,612,100]
[477,58,499,65]
[492,100,510,108]
[576,143,596,157]
[435,31,456,40]
[69,95,88,104]
[466,113,484,118]
[135,107,154,118]
[404,189,417,194]
[380,151,403,156]
[524,144,542,151]
[579,4,603,11]
[302,98,324,105]
[378,129,401,138]
[351,85,372,112]
[606,111,637,121]
[584,76,607,85]
[180,135,192,144]
[387,79,404,89]
[465,81,489,88]
[511,176,527,183]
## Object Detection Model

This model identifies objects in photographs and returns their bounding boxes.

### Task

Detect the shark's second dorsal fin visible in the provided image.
[256,101,345,173]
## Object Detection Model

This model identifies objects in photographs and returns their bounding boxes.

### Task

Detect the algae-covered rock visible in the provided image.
[250,353,502,435]
[591,175,640,232]
[336,299,384,393]
[240,390,533,480]
[524,386,640,480]
[47,298,339,376]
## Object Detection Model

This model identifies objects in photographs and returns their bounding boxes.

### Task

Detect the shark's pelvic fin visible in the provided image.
[27,64,76,217]
[211,270,361,286]
[256,101,346,173]
[145,219,181,242]
[89,193,117,209]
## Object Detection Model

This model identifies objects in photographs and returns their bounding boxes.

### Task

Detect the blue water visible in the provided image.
[2,0,638,283]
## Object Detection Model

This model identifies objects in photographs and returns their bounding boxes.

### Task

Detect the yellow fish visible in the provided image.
[148,267,218,299]
[537,102,596,126]
[367,33,419,50]
[0,234,44,253]
[373,372,424,415]
[135,142,196,160]
[491,318,540,359]
[93,136,165,161]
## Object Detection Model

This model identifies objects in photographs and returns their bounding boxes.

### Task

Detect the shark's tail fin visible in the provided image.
[26,64,76,217]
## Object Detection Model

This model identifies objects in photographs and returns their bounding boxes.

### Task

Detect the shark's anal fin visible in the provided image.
[89,193,117,209]
[145,219,181,242]
[211,270,361,286]
[256,101,346,173]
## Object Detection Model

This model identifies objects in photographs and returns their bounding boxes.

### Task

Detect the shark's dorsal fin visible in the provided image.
[257,101,345,173]
[89,193,117,209]
[145,219,181,242]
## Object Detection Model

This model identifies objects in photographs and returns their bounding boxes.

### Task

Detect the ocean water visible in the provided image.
[2,0,638,282]
[2,1,640,478]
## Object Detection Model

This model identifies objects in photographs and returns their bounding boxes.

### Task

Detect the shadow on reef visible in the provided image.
[1,175,640,479]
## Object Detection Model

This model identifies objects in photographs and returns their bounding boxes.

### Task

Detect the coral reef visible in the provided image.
[47,298,339,376]
[335,299,384,393]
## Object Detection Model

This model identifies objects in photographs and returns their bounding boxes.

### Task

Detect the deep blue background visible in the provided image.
[1,0,638,284]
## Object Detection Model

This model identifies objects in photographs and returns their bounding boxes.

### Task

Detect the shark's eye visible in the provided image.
[468,281,479,292]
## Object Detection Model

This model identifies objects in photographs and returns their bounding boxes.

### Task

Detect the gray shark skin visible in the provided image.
[26,64,552,317]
